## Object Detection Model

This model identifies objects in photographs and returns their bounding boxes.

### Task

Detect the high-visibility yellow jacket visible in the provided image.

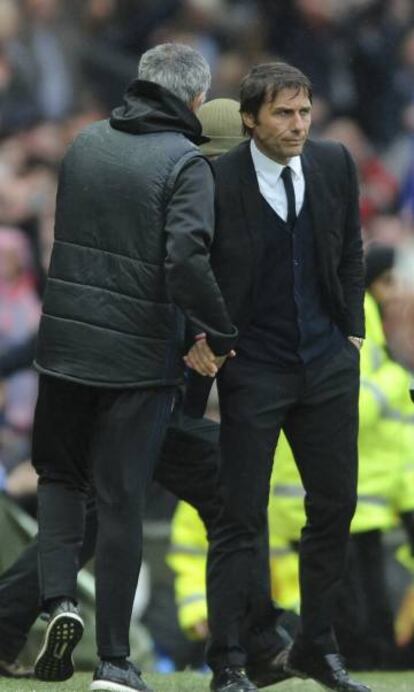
[355,293,414,531]
[166,500,209,636]
[166,499,300,637]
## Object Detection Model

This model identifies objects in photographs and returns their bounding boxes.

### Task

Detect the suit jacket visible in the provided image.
[184,138,365,415]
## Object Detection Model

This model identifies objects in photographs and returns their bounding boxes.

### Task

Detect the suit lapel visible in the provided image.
[238,141,266,268]
[301,144,331,277]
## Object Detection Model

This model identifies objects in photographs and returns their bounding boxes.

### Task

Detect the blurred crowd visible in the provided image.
[2,0,414,673]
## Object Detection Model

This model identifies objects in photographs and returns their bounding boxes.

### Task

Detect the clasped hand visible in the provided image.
[183,334,235,377]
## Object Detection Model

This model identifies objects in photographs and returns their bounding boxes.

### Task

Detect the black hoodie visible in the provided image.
[110,79,209,145]
[35,79,237,388]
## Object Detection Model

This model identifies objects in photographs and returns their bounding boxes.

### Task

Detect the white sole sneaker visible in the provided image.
[90,681,146,691]
[34,611,84,681]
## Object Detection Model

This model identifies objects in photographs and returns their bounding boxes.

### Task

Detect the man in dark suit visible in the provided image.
[185,62,369,692]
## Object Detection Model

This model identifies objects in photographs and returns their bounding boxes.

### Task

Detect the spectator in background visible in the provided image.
[347,0,412,147]
[117,0,181,56]
[0,0,38,134]
[396,26,414,136]
[400,157,414,221]
[257,0,341,129]
[364,213,410,246]
[321,118,398,225]
[0,227,40,486]
[0,129,59,292]
[18,0,81,121]
[380,240,414,372]
[335,243,414,670]
[210,51,251,100]
[78,0,137,111]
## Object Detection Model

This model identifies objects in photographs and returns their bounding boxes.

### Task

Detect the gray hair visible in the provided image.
[138,43,211,106]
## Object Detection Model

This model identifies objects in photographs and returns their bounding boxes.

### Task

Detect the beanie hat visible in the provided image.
[364,244,396,288]
[198,98,247,157]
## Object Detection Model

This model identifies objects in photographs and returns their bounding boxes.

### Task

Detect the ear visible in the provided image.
[190,92,206,113]
[241,111,255,131]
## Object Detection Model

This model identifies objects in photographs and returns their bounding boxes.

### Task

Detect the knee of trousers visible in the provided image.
[95,487,145,516]
[211,510,267,548]
[305,494,357,533]
[37,473,90,496]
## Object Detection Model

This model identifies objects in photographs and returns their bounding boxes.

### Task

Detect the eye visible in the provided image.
[274,110,290,117]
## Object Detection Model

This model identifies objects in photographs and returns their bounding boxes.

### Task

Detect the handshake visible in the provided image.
[184,333,236,377]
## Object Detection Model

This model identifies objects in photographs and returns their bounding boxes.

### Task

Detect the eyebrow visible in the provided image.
[272,105,312,112]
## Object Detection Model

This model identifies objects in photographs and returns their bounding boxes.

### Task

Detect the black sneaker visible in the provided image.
[34,599,84,682]
[90,661,153,692]
[210,667,258,692]
[0,659,33,678]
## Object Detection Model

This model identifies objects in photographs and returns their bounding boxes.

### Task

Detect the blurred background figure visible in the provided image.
[0,227,40,495]
[321,118,399,226]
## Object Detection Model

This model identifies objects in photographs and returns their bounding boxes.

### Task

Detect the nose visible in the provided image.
[291,112,306,132]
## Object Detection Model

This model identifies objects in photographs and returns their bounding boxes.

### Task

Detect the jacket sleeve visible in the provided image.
[337,145,365,337]
[164,155,238,356]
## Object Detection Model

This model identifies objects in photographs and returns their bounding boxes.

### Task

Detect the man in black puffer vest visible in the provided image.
[0,99,293,691]
[31,43,237,692]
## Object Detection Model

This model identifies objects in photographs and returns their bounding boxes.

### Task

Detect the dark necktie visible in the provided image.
[281,166,297,228]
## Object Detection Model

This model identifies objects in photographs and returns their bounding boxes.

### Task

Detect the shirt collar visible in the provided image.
[250,139,303,182]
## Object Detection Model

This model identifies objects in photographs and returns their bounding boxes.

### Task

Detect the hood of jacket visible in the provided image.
[110,79,209,146]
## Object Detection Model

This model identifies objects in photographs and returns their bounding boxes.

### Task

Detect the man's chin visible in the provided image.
[286,143,305,156]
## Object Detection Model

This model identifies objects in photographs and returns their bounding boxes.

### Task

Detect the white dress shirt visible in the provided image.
[250,139,305,221]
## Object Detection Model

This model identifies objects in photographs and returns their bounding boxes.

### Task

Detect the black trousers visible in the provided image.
[335,530,396,669]
[32,375,175,658]
[207,343,360,669]
[0,400,286,663]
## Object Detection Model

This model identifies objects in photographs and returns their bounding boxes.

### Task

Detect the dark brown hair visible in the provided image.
[240,62,312,135]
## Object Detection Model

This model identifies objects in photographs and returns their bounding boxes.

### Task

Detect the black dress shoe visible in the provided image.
[285,648,371,692]
[34,599,84,682]
[0,659,33,678]
[90,661,153,691]
[247,647,292,688]
[211,667,258,692]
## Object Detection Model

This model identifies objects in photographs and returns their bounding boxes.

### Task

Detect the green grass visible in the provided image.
[1,672,414,692]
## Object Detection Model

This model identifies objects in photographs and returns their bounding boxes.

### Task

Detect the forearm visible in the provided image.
[165,157,237,355]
